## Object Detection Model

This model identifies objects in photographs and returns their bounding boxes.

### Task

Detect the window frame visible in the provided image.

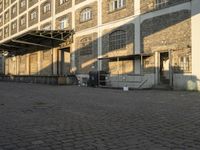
[20,0,26,8]
[60,17,69,29]
[30,10,37,20]
[80,8,92,23]
[109,0,126,12]
[43,2,51,14]
[109,30,127,51]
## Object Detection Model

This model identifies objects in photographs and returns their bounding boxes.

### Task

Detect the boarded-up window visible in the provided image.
[30,53,38,75]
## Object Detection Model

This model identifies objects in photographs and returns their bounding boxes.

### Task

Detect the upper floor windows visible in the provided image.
[155,0,169,9]
[43,2,51,13]
[11,22,17,30]
[5,11,9,21]
[109,30,126,51]
[12,6,17,14]
[60,17,69,29]
[20,0,26,8]
[59,0,67,5]
[43,24,51,30]
[80,8,92,22]
[20,16,25,25]
[30,10,37,20]
[109,0,126,12]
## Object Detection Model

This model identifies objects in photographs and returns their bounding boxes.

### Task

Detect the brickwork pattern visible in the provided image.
[1,82,200,150]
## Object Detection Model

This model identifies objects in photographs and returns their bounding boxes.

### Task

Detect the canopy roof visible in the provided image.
[0,30,74,55]
[98,53,152,61]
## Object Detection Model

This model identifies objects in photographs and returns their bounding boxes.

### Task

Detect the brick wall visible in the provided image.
[75,32,98,74]
[75,2,98,31]
[102,0,134,24]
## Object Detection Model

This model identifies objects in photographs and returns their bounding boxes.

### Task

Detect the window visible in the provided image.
[20,0,26,8]
[5,0,9,5]
[12,6,17,14]
[5,12,9,21]
[80,8,92,22]
[80,37,93,56]
[43,3,51,13]
[0,31,2,37]
[109,30,126,51]
[0,16,2,23]
[155,0,169,9]
[109,0,126,12]
[60,17,69,29]
[179,56,190,72]
[12,22,17,30]
[0,2,2,9]
[20,17,25,25]
[43,24,51,30]
[5,27,9,34]
[30,11,37,20]
[59,0,67,5]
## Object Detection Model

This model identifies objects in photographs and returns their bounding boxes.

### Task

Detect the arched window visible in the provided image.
[43,2,51,13]
[109,30,126,51]
[80,8,92,22]
[80,37,93,56]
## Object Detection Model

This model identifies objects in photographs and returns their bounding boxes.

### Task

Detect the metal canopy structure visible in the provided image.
[0,30,74,55]
[98,53,153,61]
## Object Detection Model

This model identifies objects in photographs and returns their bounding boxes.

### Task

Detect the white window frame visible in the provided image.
[109,0,125,12]
[12,22,17,30]
[20,0,26,8]
[43,24,51,30]
[59,0,66,5]
[12,6,17,14]
[155,0,169,9]
[30,11,37,20]
[20,17,25,25]
[5,12,9,20]
[43,3,51,13]
[179,56,190,72]
[5,27,9,34]
[60,17,69,29]
[80,8,92,22]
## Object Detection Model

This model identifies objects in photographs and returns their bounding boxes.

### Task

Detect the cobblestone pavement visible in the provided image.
[0,82,200,150]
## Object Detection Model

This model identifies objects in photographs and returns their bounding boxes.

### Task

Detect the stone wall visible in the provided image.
[75,0,86,5]
[141,10,191,73]
[140,0,191,14]
[75,32,98,74]
[40,0,51,21]
[11,20,17,35]
[101,23,135,74]
[55,0,72,14]
[102,0,134,24]
[28,0,38,8]
[19,0,27,14]
[28,7,39,27]
[75,2,97,31]
[19,14,27,31]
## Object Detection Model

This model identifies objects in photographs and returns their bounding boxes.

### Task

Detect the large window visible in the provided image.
[12,6,17,14]
[109,0,126,12]
[60,17,69,29]
[43,3,51,13]
[80,8,92,22]
[109,30,126,51]
[155,0,169,9]
[12,22,17,30]
[80,37,93,56]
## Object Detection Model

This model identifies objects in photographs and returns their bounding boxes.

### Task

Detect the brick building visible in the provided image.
[0,0,199,90]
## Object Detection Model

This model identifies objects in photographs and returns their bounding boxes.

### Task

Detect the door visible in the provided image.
[160,52,170,84]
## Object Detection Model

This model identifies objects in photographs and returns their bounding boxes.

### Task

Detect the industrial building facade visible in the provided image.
[0,0,200,90]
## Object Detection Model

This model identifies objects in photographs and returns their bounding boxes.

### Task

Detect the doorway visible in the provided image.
[160,52,170,84]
